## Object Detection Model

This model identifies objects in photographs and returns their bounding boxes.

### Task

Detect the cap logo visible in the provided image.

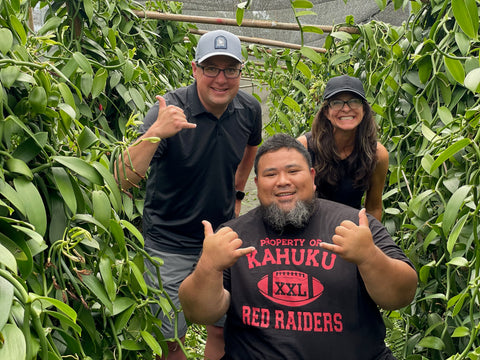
[214,35,228,49]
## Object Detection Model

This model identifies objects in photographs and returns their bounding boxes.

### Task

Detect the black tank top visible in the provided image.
[305,132,364,209]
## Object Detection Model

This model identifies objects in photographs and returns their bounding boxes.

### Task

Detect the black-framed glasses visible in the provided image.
[197,64,242,79]
[328,98,363,111]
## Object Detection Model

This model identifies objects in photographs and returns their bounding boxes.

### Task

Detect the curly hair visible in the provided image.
[310,99,378,197]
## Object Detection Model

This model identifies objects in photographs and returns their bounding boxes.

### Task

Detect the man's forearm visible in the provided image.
[114,136,160,190]
[179,260,230,325]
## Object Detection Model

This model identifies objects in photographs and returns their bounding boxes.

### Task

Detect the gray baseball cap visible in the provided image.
[195,30,243,64]
[323,75,366,101]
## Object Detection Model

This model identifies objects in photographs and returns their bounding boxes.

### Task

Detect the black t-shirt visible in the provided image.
[221,199,413,359]
[140,82,262,254]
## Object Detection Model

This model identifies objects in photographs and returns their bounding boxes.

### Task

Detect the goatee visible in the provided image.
[261,197,316,233]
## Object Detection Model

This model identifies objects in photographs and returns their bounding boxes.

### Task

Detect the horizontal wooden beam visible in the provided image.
[132,10,359,34]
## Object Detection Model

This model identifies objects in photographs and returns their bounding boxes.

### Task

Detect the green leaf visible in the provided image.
[443,185,471,234]
[236,7,245,26]
[301,25,323,35]
[129,87,145,112]
[73,52,93,75]
[444,56,465,84]
[292,0,313,8]
[52,167,77,214]
[9,15,26,45]
[129,260,147,295]
[81,274,113,313]
[84,0,94,23]
[57,82,76,109]
[451,0,479,39]
[92,68,108,99]
[295,60,312,79]
[99,256,116,302]
[92,190,111,229]
[447,256,468,267]
[0,242,17,273]
[121,220,144,246]
[92,162,122,213]
[6,158,33,180]
[13,177,47,236]
[30,294,77,322]
[53,156,103,185]
[283,96,301,112]
[447,213,469,255]
[451,326,470,337]
[430,138,471,172]
[464,68,480,93]
[0,178,25,215]
[418,336,445,350]
[38,16,63,35]
[78,126,98,151]
[0,28,13,54]
[0,324,26,360]
[141,330,162,356]
[29,87,47,114]
[0,276,14,329]
[81,73,93,96]
[300,46,323,64]
[437,106,454,125]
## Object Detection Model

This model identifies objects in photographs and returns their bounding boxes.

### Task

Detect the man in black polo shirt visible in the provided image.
[116,30,262,359]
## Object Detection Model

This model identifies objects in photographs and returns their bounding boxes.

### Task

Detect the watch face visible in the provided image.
[236,191,245,200]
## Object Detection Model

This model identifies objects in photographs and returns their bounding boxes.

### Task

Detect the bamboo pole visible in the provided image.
[132,10,359,34]
[189,28,326,53]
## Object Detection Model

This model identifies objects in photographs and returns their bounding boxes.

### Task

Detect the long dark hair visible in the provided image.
[310,99,378,195]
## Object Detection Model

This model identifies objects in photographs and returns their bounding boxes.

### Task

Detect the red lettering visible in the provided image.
[276,248,291,265]
[323,312,333,332]
[242,306,251,325]
[322,251,336,270]
[334,313,343,332]
[262,249,276,266]
[303,312,312,331]
[305,249,320,266]
[246,250,261,268]
[285,311,297,330]
[260,308,270,328]
[275,310,284,329]
[291,248,305,265]
[251,307,260,327]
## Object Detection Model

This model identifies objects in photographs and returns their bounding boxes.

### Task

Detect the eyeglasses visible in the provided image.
[328,98,363,111]
[197,64,242,79]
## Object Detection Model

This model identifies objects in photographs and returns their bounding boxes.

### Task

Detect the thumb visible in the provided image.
[202,220,214,237]
[156,95,166,110]
[358,208,369,227]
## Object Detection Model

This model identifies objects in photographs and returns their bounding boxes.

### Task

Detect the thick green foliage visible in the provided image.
[0,0,197,358]
[243,0,480,359]
[0,0,479,359]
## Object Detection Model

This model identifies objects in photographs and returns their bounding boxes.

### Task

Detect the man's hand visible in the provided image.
[201,220,255,272]
[147,95,196,139]
[320,209,376,265]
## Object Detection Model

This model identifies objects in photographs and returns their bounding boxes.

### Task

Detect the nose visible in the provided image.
[276,171,291,186]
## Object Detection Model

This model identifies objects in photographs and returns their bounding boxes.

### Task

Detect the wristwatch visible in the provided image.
[236,190,245,200]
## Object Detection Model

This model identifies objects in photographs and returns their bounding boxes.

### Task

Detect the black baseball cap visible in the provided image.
[323,75,366,101]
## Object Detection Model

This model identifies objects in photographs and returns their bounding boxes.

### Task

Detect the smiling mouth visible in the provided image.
[276,192,295,198]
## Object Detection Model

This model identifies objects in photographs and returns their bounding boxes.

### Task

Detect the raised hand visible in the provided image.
[201,220,255,272]
[147,95,196,139]
[320,208,376,265]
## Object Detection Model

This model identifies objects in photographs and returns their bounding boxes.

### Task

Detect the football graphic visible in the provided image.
[257,270,324,306]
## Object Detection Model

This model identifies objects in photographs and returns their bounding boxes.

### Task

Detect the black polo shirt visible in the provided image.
[139,82,262,254]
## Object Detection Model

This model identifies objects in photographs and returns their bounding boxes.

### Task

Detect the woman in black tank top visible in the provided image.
[297,75,389,221]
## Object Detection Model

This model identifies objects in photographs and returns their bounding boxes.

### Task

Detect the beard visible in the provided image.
[261,197,316,233]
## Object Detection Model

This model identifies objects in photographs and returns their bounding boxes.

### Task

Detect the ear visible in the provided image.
[254,176,258,186]
[191,61,198,79]
[310,168,316,192]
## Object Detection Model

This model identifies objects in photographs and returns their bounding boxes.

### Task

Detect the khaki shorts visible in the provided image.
[144,248,225,339]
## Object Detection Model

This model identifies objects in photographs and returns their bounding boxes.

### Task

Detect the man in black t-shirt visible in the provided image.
[116,30,262,360]
[179,134,417,360]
